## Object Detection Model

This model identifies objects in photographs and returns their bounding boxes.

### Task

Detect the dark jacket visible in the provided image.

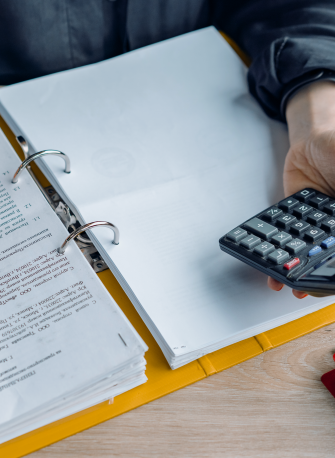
[1,0,335,120]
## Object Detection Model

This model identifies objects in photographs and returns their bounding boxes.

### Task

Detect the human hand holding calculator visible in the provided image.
[219,189,335,297]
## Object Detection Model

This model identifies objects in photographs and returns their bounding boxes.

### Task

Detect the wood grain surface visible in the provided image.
[30,324,335,458]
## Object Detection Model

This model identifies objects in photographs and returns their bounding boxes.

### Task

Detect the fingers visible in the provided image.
[267,276,308,299]
[267,276,284,291]
[292,289,308,299]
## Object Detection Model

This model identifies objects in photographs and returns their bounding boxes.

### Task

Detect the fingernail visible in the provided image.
[301,294,308,299]
[277,285,284,291]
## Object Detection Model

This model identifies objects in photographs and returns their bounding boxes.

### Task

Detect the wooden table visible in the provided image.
[31,323,335,458]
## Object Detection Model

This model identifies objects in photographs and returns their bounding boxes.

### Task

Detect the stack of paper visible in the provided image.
[0,130,147,444]
[0,27,334,369]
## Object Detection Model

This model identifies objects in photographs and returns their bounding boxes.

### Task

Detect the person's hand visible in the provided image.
[268,81,335,298]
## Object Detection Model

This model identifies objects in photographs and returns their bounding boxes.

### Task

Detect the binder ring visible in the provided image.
[16,136,29,159]
[12,150,71,183]
[58,221,120,254]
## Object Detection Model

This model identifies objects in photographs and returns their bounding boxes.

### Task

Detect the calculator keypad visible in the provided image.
[321,236,335,249]
[283,258,300,270]
[320,217,335,232]
[304,227,325,242]
[308,246,322,256]
[309,194,329,209]
[267,249,290,264]
[295,189,315,202]
[271,231,292,247]
[254,242,275,257]
[276,214,297,229]
[323,201,335,215]
[278,198,299,212]
[244,218,278,240]
[306,210,327,225]
[260,207,283,222]
[240,235,261,249]
[227,227,247,242]
[285,239,306,254]
[293,204,313,218]
[220,188,335,281]
[290,220,310,236]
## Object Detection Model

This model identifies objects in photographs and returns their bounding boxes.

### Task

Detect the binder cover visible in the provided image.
[1,37,335,457]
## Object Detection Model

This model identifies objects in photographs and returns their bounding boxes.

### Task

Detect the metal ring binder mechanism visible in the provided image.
[12,149,71,183]
[58,221,120,254]
[16,135,29,159]
[10,143,116,273]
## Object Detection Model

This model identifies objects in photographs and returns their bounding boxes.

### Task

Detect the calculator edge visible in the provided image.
[219,239,335,297]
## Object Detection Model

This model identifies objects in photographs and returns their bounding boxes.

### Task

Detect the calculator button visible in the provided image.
[240,235,261,250]
[254,242,275,257]
[260,207,283,222]
[309,194,329,209]
[271,231,292,247]
[243,218,278,240]
[294,189,316,202]
[283,258,301,270]
[320,217,335,232]
[306,210,327,225]
[267,249,290,264]
[285,239,306,254]
[278,197,299,212]
[308,246,322,257]
[321,236,335,249]
[292,203,313,218]
[226,227,247,242]
[276,214,297,229]
[323,201,335,215]
[290,220,310,236]
[304,227,325,242]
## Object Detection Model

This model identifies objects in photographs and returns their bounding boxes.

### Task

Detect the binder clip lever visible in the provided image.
[58,221,120,254]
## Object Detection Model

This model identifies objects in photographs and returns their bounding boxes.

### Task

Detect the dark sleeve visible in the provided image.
[213,0,335,121]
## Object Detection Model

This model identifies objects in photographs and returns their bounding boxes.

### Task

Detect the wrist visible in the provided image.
[286,80,335,146]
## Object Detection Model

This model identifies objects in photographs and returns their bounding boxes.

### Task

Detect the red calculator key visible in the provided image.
[283,258,300,270]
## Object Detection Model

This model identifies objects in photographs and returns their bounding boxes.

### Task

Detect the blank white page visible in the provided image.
[0,27,333,367]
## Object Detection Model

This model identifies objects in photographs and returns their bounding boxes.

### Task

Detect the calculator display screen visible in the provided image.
[301,256,335,281]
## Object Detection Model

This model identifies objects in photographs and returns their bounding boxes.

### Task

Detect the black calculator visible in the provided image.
[219,188,335,297]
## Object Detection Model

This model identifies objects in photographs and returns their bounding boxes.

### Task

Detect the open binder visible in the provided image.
[1,31,335,457]
[2,27,335,371]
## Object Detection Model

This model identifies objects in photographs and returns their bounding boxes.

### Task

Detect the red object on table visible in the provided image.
[321,354,335,398]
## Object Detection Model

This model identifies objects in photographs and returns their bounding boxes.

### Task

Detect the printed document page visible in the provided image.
[0,130,147,443]
[0,27,333,368]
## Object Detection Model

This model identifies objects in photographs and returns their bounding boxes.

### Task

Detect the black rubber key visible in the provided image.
[294,189,316,202]
[304,227,325,242]
[321,217,335,233]
[293,203,313,218]
[278,198,299,212]
[261,207,283,222]
[306,210,327,225]
[276,214,297,229]
[323,201,335,216]
[290,220,310,236]
[309,194,329,209]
